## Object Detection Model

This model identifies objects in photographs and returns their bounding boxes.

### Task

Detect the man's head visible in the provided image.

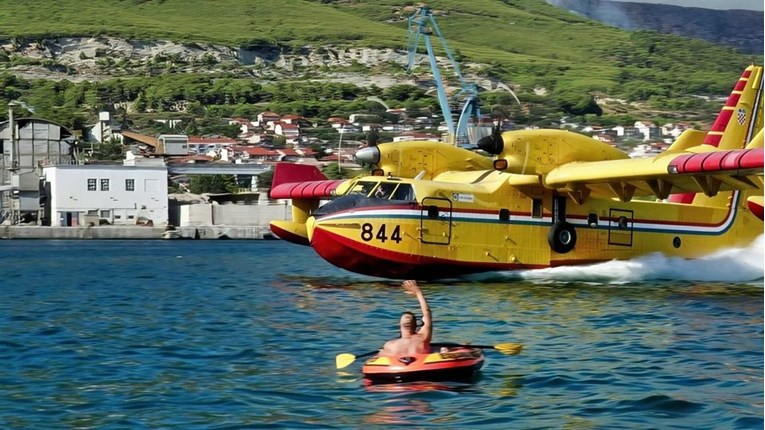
[400,311,417,335]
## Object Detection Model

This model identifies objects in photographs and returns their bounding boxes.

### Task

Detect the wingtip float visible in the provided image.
[270,66,765,279]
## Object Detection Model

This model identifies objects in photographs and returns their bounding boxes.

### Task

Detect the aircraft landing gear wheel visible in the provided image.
[548,222,577,254]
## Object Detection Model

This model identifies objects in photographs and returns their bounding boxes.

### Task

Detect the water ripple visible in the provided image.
[0,240,761,429]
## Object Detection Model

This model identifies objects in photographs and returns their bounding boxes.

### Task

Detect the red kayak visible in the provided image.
[362,347,484,384]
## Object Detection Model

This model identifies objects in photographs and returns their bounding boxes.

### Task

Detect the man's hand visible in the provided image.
[403,280,420,295]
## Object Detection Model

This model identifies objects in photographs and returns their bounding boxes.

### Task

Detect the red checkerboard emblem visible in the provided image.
[737,108,747,124]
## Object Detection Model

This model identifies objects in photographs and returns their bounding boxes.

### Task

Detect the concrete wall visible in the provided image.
[179,204,213,226]
[177,203,291,226]
[0,203,297,239]
[211,203,291,225]
[0,225,274,239]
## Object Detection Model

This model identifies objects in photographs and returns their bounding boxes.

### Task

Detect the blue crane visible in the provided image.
[406,4,480,145]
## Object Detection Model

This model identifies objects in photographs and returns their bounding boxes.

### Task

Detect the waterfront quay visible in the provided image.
[0,225,274,240]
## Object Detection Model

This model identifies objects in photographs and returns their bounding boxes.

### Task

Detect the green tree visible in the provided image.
[188,175,239,194]
[91,137,124,161]
[321,163,361,179]
[257,170,273,190]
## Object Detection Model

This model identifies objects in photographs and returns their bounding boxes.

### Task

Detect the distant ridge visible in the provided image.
[546,0,764,54]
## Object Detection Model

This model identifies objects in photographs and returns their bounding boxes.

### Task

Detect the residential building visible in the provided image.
[85,111,121,144]
[256,111,281,129]
[157,134,189,155]
[274,122,300,142]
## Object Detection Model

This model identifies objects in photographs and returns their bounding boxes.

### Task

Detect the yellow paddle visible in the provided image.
[335,342,523,369]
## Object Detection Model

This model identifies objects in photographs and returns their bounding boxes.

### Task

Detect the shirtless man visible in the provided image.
[379,280,432,357]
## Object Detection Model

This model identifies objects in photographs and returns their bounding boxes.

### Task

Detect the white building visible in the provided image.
[157,134,189,155]
[41,164,168,227]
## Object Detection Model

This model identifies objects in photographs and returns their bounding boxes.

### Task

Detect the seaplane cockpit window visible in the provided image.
[373,182,397,199]
[349,181,377,196]
[391,184,415,201]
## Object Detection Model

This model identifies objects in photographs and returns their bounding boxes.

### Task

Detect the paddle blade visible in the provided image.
[494,343,523,355]
[336,353,357,369]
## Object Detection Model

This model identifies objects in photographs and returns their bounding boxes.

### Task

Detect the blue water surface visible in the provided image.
[0,240,762,429]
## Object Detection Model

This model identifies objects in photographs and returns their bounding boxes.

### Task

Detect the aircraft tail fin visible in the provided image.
[703,65,763,150]
[669,66,764,205]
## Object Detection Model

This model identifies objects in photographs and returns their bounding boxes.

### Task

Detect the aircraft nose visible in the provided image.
[356,145,380,165]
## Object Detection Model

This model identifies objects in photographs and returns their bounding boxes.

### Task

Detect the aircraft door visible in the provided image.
[608,208,634,247]
[420,197,452,245]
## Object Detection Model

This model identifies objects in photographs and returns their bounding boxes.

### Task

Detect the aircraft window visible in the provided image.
[350,181,377,196]
[391,184,415,201]
[374,182,397,199]
[587,213,598,228]
[532,199,543,218]
[499,208,510,222]
[427,205,439,219]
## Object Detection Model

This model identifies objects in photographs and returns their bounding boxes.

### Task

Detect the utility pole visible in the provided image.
[337,128,344,174]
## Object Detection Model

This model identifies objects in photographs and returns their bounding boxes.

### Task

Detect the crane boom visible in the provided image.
[406,4,479,145]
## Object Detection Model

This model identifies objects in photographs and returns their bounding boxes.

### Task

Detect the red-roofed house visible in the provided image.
[229,117,255,135]
[257,111,281,129]
[274,122,300,141]
[327,117,350,129]
[280,114,304,125]
[232,146,281,162]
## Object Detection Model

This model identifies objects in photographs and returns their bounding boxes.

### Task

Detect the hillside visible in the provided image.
[546,0,764,54]
[0,0,761,129]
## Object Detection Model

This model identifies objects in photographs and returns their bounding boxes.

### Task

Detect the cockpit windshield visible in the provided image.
[314,180,416,218]
[347,180,415,202]
[349,181,377,196]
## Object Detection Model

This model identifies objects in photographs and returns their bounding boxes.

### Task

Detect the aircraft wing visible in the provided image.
[542,146,764,202]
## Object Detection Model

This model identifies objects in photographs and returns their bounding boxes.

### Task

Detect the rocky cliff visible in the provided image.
[0,36,512,95]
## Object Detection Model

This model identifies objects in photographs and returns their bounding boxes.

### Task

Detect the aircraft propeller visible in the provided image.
[477,123,504,155]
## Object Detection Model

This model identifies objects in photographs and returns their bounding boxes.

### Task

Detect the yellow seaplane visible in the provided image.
[269,66,764,279]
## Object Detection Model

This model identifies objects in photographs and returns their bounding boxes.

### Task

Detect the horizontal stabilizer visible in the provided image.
[269,163,344,199]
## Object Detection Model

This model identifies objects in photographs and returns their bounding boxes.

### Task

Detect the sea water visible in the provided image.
[0,239,762,429]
